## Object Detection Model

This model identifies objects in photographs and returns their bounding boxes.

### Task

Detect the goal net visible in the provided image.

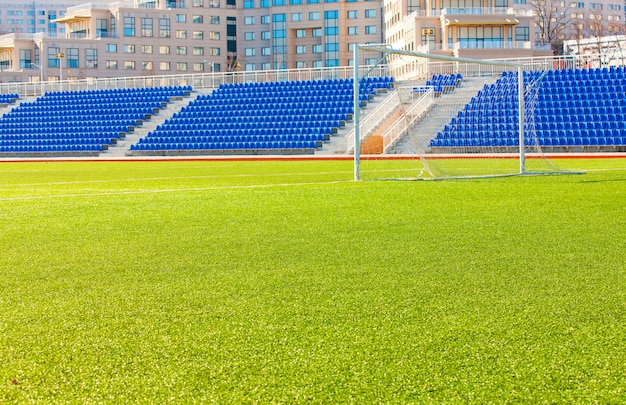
[353,45,564,180]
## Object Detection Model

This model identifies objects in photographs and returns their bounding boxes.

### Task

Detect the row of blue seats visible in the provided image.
[0,138,110,146]
[165,116,340,125]
[138,134,324,145]
[15,101,163,110]
[158,121,337,131]
[149,127,333,138]
[3,113,150,122]
[45,86,191,97]
[131,141,318,151]
[0,144,103,153]
[177,105,350,115]
[0,125,129,134]
[199,94,354,104]
[0,93,19,103]
[438,126,626,139]
[173,109,349,120]
[430,136,626,148]
[0,133,117,141]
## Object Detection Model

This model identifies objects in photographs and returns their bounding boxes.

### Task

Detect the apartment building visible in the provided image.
[0,0,383,83]
[0,1,92,35]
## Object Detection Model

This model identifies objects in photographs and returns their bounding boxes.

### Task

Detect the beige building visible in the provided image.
[0,0,384,83]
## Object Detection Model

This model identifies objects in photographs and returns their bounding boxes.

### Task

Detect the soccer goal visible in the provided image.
[352,44,566,181]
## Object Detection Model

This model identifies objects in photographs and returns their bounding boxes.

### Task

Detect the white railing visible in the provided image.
[441,7,512,15]
[346,90,400,153]
[0,65,390,96]
[382,88,434,152]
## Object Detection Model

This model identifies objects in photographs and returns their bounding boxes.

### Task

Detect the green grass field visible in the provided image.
[1,158,625,403]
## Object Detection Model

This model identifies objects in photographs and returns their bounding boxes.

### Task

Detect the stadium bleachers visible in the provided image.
[426,73,463,95]
[130,77,394,154]
[0,93,19,106]
[429,67,626,152]
[0,86,191,155]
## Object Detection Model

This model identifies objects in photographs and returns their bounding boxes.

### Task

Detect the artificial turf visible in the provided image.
[1,158,625,403]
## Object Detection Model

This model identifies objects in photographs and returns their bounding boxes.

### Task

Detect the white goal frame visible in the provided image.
[352,44,526,181]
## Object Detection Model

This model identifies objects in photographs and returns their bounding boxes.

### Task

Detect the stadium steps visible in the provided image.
[315,88,397,155]
[104,90,205,157]
[388,76,497,154]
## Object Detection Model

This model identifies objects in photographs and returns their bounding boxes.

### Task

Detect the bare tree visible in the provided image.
[532,0,572,55]
[586,16,625,67]
[226,55,241,72]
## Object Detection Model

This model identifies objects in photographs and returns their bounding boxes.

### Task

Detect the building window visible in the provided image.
[160,18,170,37]
[296,29,305,38]
[325,27,338,35]
[194,0,204,5]
[210,16,220,24]
[177,30,187,38]
[245,48,256,56]
[67,48,78,68]
[292,13,302,21]
[313,28,322,37]
[348,10,358,18]
[209,31,220,39]
[245,32,256,40]
[210,47,221,55]
[515,26,529,41]
[85,49,97,68]
[143,61,153,70]
[296,61,306,68]
[296,45,306,54]
[193,47,205,55]
[348,26,358,35]
[365,25,377,34]
[194,63,204,72]
[106,44,117,53]
[193,15,203,23]
[160,62,170,71]
[365,9,376,17]
[244,0,255,7]
[262,62,271,70]
[291,0,303,3]
[262,31,270,39]
[177,46,187,55]
[177,62,188,71]
[124,61,135,70]
[209,0,220,7]
[261,15,270,24]
[160,45,170,54]
[176,14,186,23]
[106,60,117,69]
[312,44,322,53]
[142,45,153,54]
[262,47,271,55]
[245,16,255,24]
[142,17,153,36]
[124,44,135,53]
[96,19,108,37]
[124,17,135,36]
[309,12,320,20]
[194,31,204,39]
[19,49,32,69]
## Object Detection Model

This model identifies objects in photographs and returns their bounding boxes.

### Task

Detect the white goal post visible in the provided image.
[352,44,527,181]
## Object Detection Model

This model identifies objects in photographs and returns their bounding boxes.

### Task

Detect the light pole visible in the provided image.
[56,52,64,91]
[33,62,43,96]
